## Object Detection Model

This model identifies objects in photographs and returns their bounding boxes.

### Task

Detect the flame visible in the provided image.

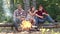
[20,20,32,30]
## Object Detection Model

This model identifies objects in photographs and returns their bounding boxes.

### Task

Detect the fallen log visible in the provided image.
[0,22,60,31]
[0,23,14,27]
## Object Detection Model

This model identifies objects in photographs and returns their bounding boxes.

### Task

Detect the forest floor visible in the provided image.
[0,27,60,34]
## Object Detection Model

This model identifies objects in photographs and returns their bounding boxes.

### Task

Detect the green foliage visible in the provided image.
[56,15,60,21]
[0,0,60,23]
[36,0,60,20]
[0,0,13,23]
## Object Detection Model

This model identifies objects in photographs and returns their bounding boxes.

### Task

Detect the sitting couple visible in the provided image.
[13,4,55,31]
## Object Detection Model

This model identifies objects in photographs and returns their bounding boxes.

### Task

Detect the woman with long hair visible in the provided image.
[26,6,37,25]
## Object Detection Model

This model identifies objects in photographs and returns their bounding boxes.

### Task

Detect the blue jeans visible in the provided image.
[13,18,21,30]
[35,15,54,26]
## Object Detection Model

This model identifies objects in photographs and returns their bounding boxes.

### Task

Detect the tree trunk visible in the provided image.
[23,0,30,12]
[32,0,36,8]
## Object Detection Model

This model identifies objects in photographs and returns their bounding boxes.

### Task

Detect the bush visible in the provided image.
[56,15,60,21]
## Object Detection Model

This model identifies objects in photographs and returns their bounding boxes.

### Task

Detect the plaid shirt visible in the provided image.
[14,9,26,18]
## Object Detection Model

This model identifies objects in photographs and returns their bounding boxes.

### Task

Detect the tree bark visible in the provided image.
[32,0,36,8]
[23,0,30,12]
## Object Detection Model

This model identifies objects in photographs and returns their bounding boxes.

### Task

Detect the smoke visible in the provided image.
[2,0,12,17]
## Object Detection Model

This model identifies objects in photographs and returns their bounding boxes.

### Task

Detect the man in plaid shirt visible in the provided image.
[13,4,26,31]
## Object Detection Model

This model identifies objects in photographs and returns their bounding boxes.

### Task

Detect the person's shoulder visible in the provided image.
[28,9,30,12]
[14,9,18,13]
[27,9,30,13]
[35,10,38,12]
[21,9,24,11]
[35,10,38,11]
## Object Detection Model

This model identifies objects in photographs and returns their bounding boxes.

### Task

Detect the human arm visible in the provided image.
[42,9,49,16]
[36,14,43,18]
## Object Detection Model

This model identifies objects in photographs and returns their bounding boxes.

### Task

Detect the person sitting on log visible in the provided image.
[26,6,37,25]
[13,4,26,31]
[35,5,56,28]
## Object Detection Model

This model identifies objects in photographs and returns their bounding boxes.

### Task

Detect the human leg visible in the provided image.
[13,18,20,31]
[45,15,55,23]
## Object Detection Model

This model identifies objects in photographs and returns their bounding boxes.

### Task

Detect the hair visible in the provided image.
[30,6,35,13]
[17,4,22,8]
[39,4,43,7]
[38,4,44,10]
[38,4,48,13]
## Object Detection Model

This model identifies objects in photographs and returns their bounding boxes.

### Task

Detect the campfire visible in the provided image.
[20,20,32,31]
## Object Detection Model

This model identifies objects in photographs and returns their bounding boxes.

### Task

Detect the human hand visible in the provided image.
[16,16,20,19]
[39,16,44,19]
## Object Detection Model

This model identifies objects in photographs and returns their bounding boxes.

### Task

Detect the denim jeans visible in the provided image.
[35,15,54,26]
[13,18,21,30]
